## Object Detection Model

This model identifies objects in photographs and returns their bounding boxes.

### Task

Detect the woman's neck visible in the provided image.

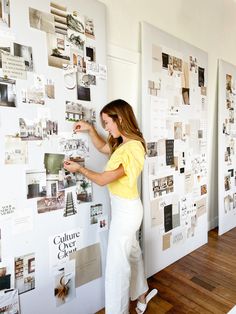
[121,135,129,143]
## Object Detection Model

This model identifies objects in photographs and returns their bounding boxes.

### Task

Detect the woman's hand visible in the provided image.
[64,160,81,173]
[73,120,92,133]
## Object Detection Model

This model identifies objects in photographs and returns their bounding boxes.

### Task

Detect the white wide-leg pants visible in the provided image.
[105,194,148,314]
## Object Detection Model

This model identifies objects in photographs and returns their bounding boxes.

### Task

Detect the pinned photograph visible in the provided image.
[54,262,76,307]
[26,169,46,199]
[63,168,77,189]
[0,45,10,68]
[85,46,96,62]
[0,266,11,291]
[224,175,231,191]
[37,190,65,214]
[189,55,198,73]
[67,12,85,50]
[182,87,190,105]
[233,193,236,209]
[0,77,16,107]
[90,203,103,224]
[78,72,96,87]
[59,133,89,159]
[19,118,43,141]
[0,0,10,28]
[200,184,207,195]
[164,204,173,232]
[224,195,233,213]
[21,87,45,105]
[148,79,161,96]
[86,60,99,76]
[147,142,158,157]
[198,66,205,87]
[76,176,92,203]
[67,12,84,34]
[229,108,234,124]
[151,175,174,198]
[29,7,55,33]
[19,116,57,140]
[0,289,20,313]
[50,2,67,34]
[173,56,182,72]
[77,85,91,101]
[174,122,183,139]
[70,48,80,66]
[78,55,86,73]
[98,215,108,231]
[45,79,55,99]
[40,149,64,170]
[21,73,45,104]
[13,43,33,71]
[226,74,232,92]
[85,17,95,39]
[14,253,35,294]
[5,136,28,164]
[165,139,174,166]
[47,33,70,68]
[98,64,107,80]
[65,100,96,123]
[181,61,189,88]
[63,191,77,217]
[162,52,169,69]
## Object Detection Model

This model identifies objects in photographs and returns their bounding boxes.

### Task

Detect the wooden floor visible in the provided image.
[96,228,236,313]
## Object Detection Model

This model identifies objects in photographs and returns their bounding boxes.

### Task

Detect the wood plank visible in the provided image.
[190,276,216,291]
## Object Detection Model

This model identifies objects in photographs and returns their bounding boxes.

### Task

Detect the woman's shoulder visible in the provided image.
[116,140,144,155]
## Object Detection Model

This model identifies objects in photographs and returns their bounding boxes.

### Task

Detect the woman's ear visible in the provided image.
[118,116,122,123]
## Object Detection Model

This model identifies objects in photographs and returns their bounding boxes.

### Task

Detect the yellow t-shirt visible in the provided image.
[105,140,145,199]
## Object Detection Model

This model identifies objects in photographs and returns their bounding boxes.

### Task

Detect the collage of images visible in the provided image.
[223,73,236,214]
[0,0,107,312]
[144,42,208,251]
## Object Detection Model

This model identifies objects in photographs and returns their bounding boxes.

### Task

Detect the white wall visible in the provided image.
[100,0,236,230]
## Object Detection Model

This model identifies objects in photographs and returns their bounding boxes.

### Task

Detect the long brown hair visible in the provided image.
[100,99,146,153]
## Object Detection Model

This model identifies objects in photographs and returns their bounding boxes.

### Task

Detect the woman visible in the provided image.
[64,99,157,314]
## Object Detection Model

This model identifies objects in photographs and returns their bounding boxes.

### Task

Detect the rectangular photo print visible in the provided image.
[13,43,33,71]
[5,136,28,164]
[0,0,10,28]
[0,77,16,107]
[54,262,76,307]
[26,169,46,199]
[59,133,89,158]
[14,253,35,294]
[29,7,55,34]
[63,190,77,217]
[0,289,20,314]
[65,100,96,124]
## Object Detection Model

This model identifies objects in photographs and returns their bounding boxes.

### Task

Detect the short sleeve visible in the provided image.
[107,142,144,188]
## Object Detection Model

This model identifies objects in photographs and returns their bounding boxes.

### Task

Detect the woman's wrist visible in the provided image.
[77,165,89,177]
[88,124,96,135]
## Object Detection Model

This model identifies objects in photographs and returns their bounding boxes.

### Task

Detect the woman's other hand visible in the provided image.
[64,160,81,173]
